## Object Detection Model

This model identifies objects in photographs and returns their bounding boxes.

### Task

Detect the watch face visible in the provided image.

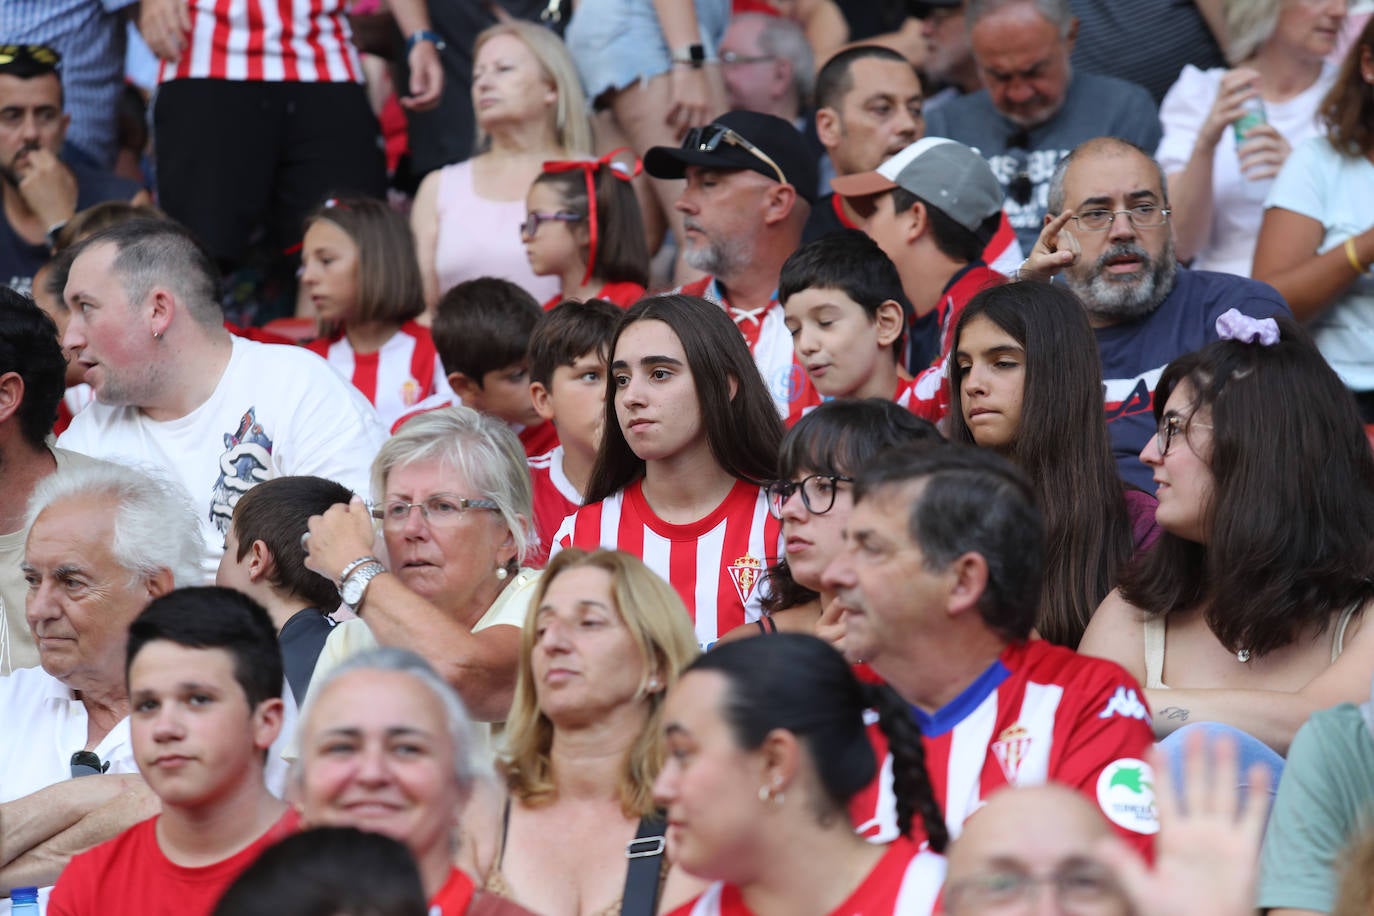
[341,575,365,606]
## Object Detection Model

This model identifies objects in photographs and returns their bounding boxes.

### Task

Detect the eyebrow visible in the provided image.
[315,726,434,740]
[534,598,614,619]
[1077,189,1159,209]
[610,355,685,370]
[956,343,1024,359]
[132,680,221,698]
[663,723,690,739]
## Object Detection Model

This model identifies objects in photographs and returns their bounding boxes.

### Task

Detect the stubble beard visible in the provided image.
[1064,235,1179,324]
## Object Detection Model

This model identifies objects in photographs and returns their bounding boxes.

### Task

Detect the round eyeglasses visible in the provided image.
[519,211,582,240]
[1155,414,1213,457]
[372,495,501,529]
[1071,205,1171,231]
[765,474,853,520]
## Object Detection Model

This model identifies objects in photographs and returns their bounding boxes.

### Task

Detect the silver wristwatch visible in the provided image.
[338,558,386,612]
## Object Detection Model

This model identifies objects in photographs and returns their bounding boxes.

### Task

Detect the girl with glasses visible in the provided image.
[1080,312,1374,764]
[948,281,1158,648]
[551,294,784,649]
[719,399,938,645]
[523,152,650,310]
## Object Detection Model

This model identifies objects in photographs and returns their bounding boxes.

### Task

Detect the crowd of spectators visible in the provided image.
[3,0,1374,914]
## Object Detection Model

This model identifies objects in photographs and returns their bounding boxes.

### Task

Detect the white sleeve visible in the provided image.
[1156,65,1219,174]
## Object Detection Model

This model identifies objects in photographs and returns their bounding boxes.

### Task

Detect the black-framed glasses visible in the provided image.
[519,211,582,240]
[1155,414,1213,457]
[682,123,787,186]
[944,863,1122,913]
[0,44,61,69]
[766,474,853,520]
[1072,205,1171,231]
[719,50,775,65]
[372,495,501,529]
[71,750,109,778]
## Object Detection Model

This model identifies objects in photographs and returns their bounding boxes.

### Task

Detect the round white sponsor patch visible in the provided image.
[1095,757,1160,835]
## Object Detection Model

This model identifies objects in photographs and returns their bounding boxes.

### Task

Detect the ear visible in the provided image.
[448,372,485,410]
[758,727,803,794]
[0,372,25,426]
[762,182,800,227]
[147,288,175,339]
[873,300,905,349]
[530,381,556,423]
[252,697,286,753]
[814,107,841,151]
[771,59,793,98]
[246,538,276,586]
[903,199,929,246]
[1063,16,1079,54]
[726,372,739,402]
[495,517,521,570]
[944,551,990,620]
[144,566,177,600]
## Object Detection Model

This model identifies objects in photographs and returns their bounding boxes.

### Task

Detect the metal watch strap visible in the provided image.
[336,556,380,590]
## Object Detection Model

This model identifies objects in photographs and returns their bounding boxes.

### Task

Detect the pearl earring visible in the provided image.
[494,566,509,581]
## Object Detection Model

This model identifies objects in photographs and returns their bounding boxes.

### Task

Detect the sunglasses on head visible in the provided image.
[0,44,61,70]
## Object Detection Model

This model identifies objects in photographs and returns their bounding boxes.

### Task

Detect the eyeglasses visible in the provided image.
[1155,414,1213,457]
[1072,205,1171,231]
[71,750,109,778]
[766,474,853,520]
[682,123,787,186]
[372,495,501,529]
[0,44,61,69]
[520,211,582,240]
[719,50,775,65]
[944,864,1122,913]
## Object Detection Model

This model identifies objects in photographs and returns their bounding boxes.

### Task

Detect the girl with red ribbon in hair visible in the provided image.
[524,149,652,311]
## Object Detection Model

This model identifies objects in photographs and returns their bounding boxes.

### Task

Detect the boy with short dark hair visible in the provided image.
[526,299,623,554]
[47,587,298,916]
[780,230,937,418]
[216,476,351,702]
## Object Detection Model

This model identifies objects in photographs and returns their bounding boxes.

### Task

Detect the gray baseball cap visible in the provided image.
[830,137,1002,238]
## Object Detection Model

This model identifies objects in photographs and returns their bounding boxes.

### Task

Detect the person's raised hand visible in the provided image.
[1017,208,1080,281]
[17,149,77,230]
[666,65,711,140]
[1096,731,1270,916]
[137,0,192,62]
[302,495,380,584]
[400,40,443,111]
[815,596,848,654]
[1236,123,1291,182]
[1199,67,1262,150]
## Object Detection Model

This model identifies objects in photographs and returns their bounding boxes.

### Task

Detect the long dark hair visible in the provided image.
[948,282,1134,646]
[584,295,784,504]
[763,399,942,614]
[691,634,947,852]
[1120,316,1374,657]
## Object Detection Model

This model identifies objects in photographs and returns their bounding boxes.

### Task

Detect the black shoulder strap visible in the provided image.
[621,812,668,916]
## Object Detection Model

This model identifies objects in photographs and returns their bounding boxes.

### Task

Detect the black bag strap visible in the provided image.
[621,812,668,916]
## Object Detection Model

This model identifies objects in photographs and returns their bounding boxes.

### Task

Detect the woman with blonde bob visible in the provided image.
[463,548,704,916]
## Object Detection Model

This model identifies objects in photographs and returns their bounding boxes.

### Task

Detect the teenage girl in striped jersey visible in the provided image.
[301,196,452,429]
[552,294,784,647]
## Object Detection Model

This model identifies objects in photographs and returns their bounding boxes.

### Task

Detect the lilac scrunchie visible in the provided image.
[1215,309,1280,346]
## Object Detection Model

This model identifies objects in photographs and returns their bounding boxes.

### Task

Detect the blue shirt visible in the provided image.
[1097,268,1291,491]
[0,0,137,169]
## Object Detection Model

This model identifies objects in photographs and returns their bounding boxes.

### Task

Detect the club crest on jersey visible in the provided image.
[401,377,421,407]
[727,555,764,606]
[991,723,1032,783]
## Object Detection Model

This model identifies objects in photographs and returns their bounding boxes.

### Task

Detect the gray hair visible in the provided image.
[1224,0,1281,65]
[66,218,223,331]
[299,647,488,792]
[966,0,1075,38]
[27,462,203,588]
[1046,137,1170,214]
[372,406,536,568]
[746,13,816,109]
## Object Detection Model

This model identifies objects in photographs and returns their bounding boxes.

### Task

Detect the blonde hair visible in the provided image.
[473,22,594,157]
[1224,0,1281,65]
[498,549,699,817]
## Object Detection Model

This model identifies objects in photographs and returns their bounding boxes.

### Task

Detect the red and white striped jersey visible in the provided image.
[666,839,945,916]
[850,640,1156,858]
[306,322,451,430]
[551,478,783,647]
[528,446,582,564]
[679,276,813,423]
[159,0,363,84]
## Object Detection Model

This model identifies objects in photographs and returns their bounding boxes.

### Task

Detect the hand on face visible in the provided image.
[15,147,77,228]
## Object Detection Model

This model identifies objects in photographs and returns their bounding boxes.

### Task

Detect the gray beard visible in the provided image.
[683,235,751,280]
[1065,236,1178,323]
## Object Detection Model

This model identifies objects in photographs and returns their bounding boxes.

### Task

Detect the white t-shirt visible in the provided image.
[57,336,387,579]
[1157,62,1335,277]
[1265,135,1374,390]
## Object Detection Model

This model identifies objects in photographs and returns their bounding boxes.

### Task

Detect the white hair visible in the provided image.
[967,0,1076,37]
[27,461,203,587]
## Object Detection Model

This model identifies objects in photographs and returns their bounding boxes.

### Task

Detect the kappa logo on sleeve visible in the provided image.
[1097,686,1150,722]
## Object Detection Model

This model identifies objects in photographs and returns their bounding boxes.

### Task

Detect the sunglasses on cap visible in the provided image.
[681,123,787,186]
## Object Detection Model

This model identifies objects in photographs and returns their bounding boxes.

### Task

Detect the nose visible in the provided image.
[25,578,62,632]
[152,703,186,743]
[400,503,431,539]
[651,759,679,808]
[61,310,86,354]
[893,105,919,144]
[619,374,649,410]
[1107,209,1138,242]
[300,258,320,286]
[538,616,572,653]
[1139,428,1163,466]
[820,550,854,594]
[962,362,988,399]
[675,184,698,215]
[354,742,392,786]
[795,325,820,357]
[779,485,810,523]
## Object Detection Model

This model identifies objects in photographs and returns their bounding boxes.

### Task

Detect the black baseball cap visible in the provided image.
[644,110,819,204]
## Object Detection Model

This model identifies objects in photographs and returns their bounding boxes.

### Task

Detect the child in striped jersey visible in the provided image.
[780,231,938,424]
[526,299,624,560]
[301,197,452,429]
[552,294,786,648]
[523,151,650,311]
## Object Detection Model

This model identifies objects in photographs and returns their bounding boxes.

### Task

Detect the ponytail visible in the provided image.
[865,682,947,853]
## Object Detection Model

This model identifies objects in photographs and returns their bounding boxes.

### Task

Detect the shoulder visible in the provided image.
[1161,63,1223,104]
[475,569,542,631]
[59,814,159,881]
[1077,590,1150,682]
[1292,702,1373,761]
[1072,71,1157,108]
[0,665,65,711]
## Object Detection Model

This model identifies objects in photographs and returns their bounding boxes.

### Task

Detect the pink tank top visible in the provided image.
[433,160,561,303]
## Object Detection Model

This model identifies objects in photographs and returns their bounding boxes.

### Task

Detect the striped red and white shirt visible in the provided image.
[551,478,783,647]
[528,446,582,565]
[159,0,363,84]
[666,839,944,916]
[849,640,1157,858]
[306,322,451,430]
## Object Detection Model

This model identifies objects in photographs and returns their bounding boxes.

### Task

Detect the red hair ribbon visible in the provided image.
[541,147,642,287]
